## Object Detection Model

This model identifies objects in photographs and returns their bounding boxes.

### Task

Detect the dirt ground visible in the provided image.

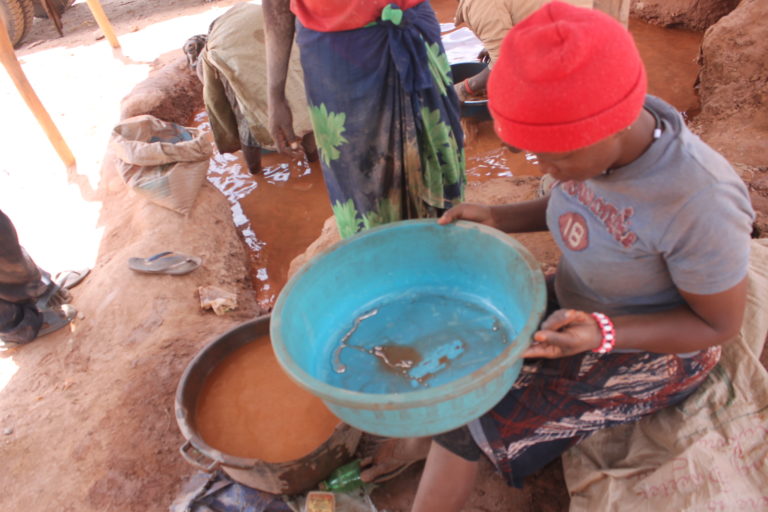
[1,1,766,511]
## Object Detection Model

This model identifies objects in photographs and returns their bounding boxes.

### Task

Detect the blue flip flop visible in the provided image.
[128,251,202,275]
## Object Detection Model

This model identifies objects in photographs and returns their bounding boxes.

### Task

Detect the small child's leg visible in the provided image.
[411,441,479,512]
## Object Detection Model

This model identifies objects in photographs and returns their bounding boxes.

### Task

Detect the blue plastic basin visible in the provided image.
[270,220,545,437]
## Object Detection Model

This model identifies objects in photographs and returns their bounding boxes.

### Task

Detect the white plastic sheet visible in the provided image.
[441,27,485,64]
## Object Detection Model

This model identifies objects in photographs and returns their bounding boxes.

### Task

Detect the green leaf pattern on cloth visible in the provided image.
[310,103,349,166]
[303,23,465,240]
[332,199,362,239]
[425,41,453,96]
[362,197,401,230]
[419,106,465,202]
[381,4,403,26]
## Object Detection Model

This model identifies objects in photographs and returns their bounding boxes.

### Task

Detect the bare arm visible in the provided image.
[438,197,549,233]
[454,66,491,103]
[468,66,490,94]
[262,0,301,155]
[525,276,748,358]
[615,278,747,352]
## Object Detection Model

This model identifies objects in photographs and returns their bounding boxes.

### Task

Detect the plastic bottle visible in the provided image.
[319,459,364,492]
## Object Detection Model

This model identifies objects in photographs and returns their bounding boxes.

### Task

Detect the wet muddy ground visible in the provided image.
[206,16,702,313]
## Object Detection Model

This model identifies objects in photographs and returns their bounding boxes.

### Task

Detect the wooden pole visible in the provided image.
[84,0,120,49]
[0,18,76,169]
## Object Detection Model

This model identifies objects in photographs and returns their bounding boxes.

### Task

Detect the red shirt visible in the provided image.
[291,0,425,32]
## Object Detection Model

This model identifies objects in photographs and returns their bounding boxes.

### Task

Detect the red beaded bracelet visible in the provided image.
[463,79,475,96]
[591,312,616,354]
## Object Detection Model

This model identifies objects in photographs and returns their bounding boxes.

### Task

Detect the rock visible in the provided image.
[693,0,768,168]
[119,54,204,125]
[631,0,739,31]
[198,286,238,315]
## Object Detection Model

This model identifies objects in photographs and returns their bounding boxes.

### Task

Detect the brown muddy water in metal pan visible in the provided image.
[195,334,340,462]
[197,18,702,310]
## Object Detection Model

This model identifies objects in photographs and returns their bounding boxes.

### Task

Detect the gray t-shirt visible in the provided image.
[548,95,754,318]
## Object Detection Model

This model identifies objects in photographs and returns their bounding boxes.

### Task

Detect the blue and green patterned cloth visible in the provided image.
[295,1,466,238]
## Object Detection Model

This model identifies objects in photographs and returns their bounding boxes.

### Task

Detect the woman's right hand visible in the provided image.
[267,95,303,157]
[437,203,494,227]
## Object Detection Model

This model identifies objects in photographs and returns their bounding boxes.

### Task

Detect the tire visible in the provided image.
[32,0,72,19]
[0,0,31,47]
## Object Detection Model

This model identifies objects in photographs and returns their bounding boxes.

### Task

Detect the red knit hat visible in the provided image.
[487,1,647,153]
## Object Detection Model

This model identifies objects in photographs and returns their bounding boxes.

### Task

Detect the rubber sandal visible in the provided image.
[367,459,418,484]
[37,304,77,338]
[357,435,427,484]
[35,281,72,310]
[53,268,90,290]
[128,251,202,275]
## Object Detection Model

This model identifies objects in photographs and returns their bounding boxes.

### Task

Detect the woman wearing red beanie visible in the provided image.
[417,2,755,510]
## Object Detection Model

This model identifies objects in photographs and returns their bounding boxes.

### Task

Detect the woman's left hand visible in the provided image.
[522,309,602,358]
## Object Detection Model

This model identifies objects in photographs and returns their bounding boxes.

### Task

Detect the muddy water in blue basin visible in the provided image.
[271,219,546,436]
[318,289,519,393]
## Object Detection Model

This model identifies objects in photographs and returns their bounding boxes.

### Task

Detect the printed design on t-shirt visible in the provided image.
[559,212,589,251]
[560,181,638,248]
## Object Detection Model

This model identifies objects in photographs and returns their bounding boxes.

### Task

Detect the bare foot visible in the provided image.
[357,435,431,483]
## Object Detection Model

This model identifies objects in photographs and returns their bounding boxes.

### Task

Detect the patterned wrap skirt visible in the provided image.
[295,1,466,238]
[436,346,722,488]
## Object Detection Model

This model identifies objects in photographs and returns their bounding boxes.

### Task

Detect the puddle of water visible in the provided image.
[630,19,703,116]
[195,111,332,311]
[464,120,540,181]
[196,110,536,311]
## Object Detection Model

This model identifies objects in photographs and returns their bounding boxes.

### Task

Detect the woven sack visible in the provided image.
[111,115,213,215]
